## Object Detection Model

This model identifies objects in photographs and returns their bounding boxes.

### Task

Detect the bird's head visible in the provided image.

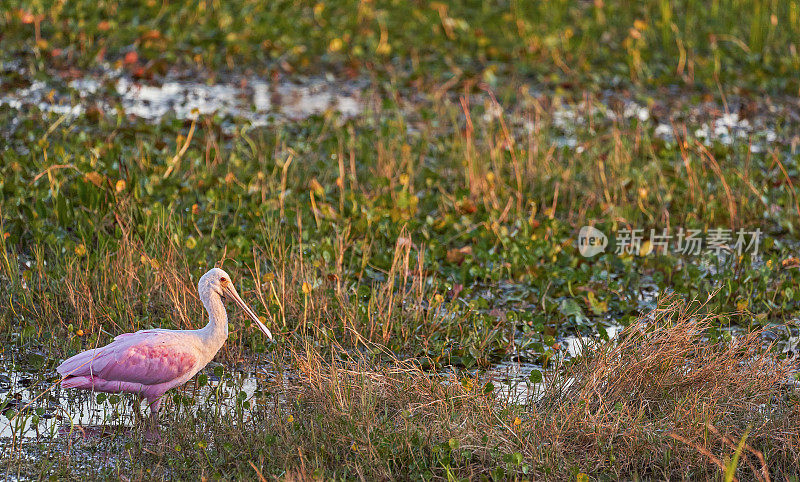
[199,267,273,340]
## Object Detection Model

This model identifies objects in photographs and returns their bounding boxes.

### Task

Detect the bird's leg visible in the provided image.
[144,396,162,442]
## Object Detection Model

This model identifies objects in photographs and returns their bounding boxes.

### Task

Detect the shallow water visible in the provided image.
[0,320,624,443]
[0,363,272,442]
[0,68,365,125]
[2,66,798,156]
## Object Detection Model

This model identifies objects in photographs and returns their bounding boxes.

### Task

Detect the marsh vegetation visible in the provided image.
[2,0,800,479]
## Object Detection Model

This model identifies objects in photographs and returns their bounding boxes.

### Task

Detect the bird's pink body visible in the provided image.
[57,268,273,430]
[57,329,216,412]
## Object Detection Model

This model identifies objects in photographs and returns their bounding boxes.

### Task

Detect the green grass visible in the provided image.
[2,91,799,358]
[2,0,800,480]
[2,0,800,91]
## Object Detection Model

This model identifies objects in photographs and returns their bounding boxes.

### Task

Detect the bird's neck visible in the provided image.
[200,291,229,346]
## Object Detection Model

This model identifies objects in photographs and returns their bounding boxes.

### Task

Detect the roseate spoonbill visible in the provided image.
[57,267,273,437]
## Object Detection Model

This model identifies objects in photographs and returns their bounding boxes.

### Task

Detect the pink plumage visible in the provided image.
[57,330,200,408]
[57,268,274,438]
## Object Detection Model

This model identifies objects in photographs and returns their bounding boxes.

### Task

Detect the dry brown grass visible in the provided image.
[195,296,800,480]
[526,295,800,480]
[249,226,448,352]
[279,341,500,479]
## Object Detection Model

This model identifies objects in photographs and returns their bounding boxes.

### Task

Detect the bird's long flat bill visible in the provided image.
[223,284,273,340]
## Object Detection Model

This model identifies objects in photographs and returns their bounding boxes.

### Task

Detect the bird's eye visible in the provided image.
[220,277,227,283]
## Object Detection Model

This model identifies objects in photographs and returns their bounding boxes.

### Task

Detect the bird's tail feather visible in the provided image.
[56,348,102,378]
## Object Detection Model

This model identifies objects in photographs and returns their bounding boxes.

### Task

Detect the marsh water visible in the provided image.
[3,63,799,148]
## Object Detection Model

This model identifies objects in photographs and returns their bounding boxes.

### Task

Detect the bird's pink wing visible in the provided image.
[58,331,199,386]
[112,329,166,341]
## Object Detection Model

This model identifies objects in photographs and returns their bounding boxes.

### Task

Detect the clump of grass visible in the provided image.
[532,295,800,479]
[277,342,501,479]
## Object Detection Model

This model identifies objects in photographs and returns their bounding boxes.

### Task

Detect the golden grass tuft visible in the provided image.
[529,295,800,479]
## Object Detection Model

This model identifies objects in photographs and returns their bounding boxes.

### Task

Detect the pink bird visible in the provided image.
[57,268,273,438]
